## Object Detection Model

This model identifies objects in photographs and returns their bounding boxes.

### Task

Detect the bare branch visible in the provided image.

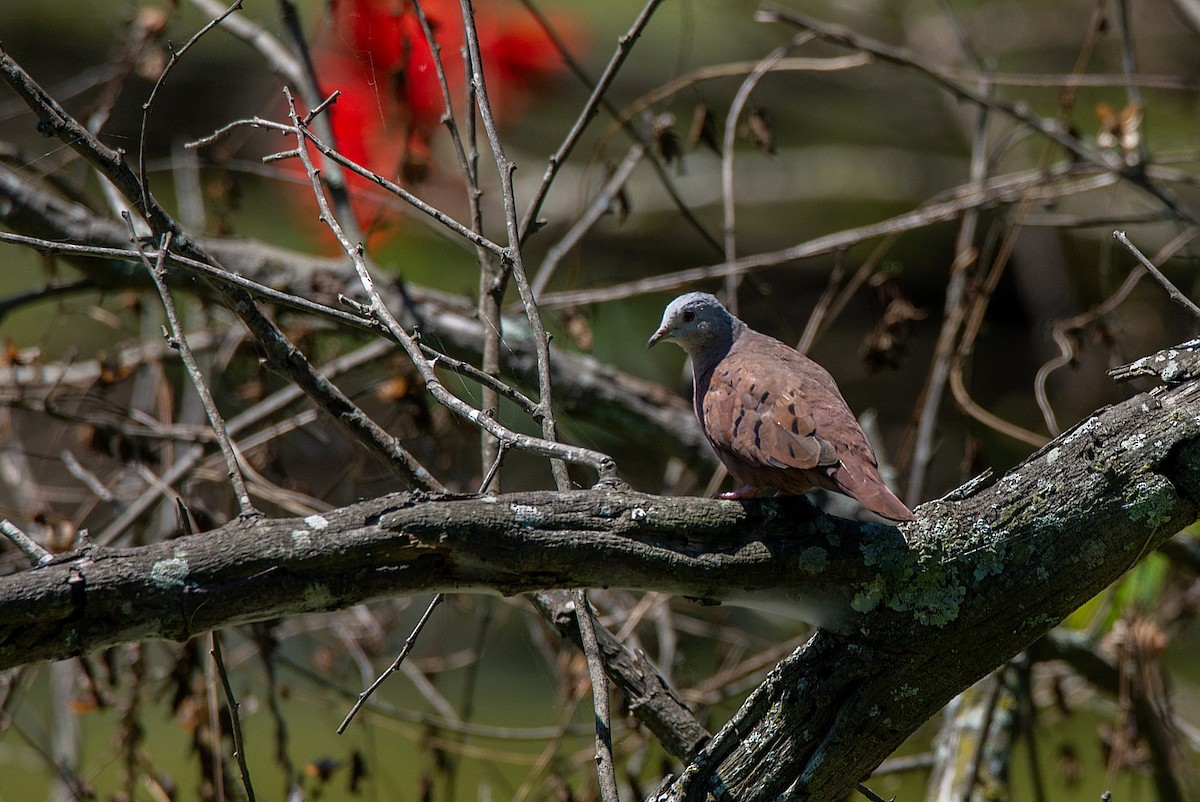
[0,519,53,568]
[285,88,619,485]
[337,593,445,733]
[539,167,1122,308]
[574,589,621,802]
[211,633,257,802]
[1115,230,1200,320]
[138,1,244,214]
[518,0,665,239]
[136,229,258,519]
[459,0,569,489]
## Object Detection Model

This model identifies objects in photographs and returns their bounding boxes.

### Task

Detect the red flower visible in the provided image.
[296,0,581,237]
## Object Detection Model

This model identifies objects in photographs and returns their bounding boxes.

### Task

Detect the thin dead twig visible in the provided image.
[573,590,620,802]
[459,0,570,490]
[285,89,618,484]
[521,0,723,256]
[1034,227,1200,434]
[138,1,244,217]
[338,594,445,733]
[531,140,647,298]
[1115,231,1200,320]
[539,166,1122,308]
[904,72,992,501]
[0,519,53,568]
[212,633,257,802]
[720,35,810,311]
[947,210,1050,449]
[135,228,258,519]
[193,112,508,258]
[407,0,501,485]
[519,0,665,240]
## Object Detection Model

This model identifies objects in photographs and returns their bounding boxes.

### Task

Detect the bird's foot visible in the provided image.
[716,485,759,500]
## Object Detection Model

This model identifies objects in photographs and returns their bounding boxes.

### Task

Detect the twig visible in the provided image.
[533,589,710,762]
[60,450,116,503]
[0,519,53,567]
[460,0,569,490]
[572,590,620,802]
[941,70,1198,91]
[531,140,648,297]
[135,228,258,518]
[603,55,870,137]
[478,442,507,494]
[1114,231,1200,320]
[1033,227,1199,433]
[518,0,666,240]
[720,35,805,310]
[854,782,894,802]
[204,627,228,801]
[904,71,992,501]
[290,120,507,258]
[520,0,723,256]
[338,594,445,733]
[286,89,618,484]
[420,344,539,416]
[408,0,501,485]
[795,249,847,355]
[756,4,1200,226]
[1114,0,1146,166]
[277,650,592,740]
[410,0,473,186]
[0,45,446,493]
[138,1,244,216]
[0,229,374,331]
[805,233,901,352]
[539,167,1122,308]
[275,0,367,244]
[253,624,299,794]
[193,110,505,257]
[212,632,257,802]
[947,213,1050,449]
[0,280,95,325]
[187,0,366,242]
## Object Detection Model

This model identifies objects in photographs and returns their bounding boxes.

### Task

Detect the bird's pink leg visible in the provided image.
[716,485,759,500]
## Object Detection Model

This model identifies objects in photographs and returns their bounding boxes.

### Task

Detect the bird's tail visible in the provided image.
[836,466,915,523]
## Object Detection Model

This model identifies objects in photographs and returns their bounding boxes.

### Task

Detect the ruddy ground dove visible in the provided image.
[648,292,915,522]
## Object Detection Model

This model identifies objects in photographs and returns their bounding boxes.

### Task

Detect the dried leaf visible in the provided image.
[651,112,682,166]
[687,103,721,154]
[742,104,775,154]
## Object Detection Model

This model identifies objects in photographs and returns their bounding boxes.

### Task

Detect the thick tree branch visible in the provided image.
[654,380,1200,801]
[1,372,1199,799]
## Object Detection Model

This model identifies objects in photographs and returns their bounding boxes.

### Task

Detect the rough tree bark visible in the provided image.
[2,360,1197,800]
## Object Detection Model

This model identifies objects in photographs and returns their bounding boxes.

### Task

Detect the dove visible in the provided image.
[648,292,915,522]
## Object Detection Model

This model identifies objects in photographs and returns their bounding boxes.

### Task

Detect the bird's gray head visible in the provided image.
[647,292,740,357]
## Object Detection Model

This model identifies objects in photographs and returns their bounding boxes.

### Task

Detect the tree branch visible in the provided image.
[0,161,713,470]
[2,370,1199,799]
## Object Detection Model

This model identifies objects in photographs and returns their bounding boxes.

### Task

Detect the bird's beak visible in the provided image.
[647,326,668,349]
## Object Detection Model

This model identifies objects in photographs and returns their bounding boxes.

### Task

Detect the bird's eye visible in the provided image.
[682,311,695,323]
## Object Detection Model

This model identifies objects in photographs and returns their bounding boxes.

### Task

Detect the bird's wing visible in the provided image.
[702,345,841,471]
